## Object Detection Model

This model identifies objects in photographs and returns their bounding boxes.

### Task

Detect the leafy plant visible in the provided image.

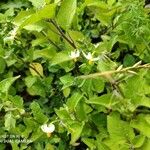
[0,0,150,149]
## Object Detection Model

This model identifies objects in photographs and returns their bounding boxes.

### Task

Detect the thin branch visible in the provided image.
[49,19,77,49]
[67,31,76,46]
[77,62,150,79]
[16,55,43,78]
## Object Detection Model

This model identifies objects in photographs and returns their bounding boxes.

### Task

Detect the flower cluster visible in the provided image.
[69,50,100,64]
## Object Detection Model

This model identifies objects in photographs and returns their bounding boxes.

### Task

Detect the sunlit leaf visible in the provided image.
[0,76,20,94]
[30,101,48,124]
[57,0,77,30]
[29,63,44,77]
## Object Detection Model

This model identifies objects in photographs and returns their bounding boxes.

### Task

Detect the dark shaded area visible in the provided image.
[5,143,12,150]
[75,141,87,150]
[91,36,101,44]
[0,0,8,3]
[145,0,150,4]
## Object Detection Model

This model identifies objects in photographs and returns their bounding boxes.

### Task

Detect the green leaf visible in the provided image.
[131,114,150,138]
[57,0,77,30]
[29,62,44,77]
[28,0,45,9]
[51,52,71,65]
[14,4,56,29]
[132,135,145,148]
[0,75,20,94]
[107,0,116,6]
[75,101,88,121]
[68,30,85,42]
[63,87,71,98]
[85,0,106,8]
[60,74,74,89]
[45,144,54,150]
[24,117,36,129]
[104,112,135,148]
[97,58,117,72]
[10,95,23,109]
[87,94,119,108]
[85,0,117,26]
[78,79,93,97]
[95,9,116,26]
[27,82,46,97]
[33,47,56,60]
[30,101,48,124]
[97,142,110,150]
[82,138,96,150]
[69,122,84,145]
[5,113,16,130]
[11,143,19,150]
[67,92,83,112]
[0,57,6,74]
[91,113,107,131]
[23,21,46,32]
[25,76,37,88]
[131,96,150,110]
[22,117,36,138]
[30,127,43,141]
[92,78,105,93]
[140,138,150,150]
[123,54,136,67]
[122,72,150,110]
[55,107,71,121]
[13,10,34,26]
[31,37,47,47]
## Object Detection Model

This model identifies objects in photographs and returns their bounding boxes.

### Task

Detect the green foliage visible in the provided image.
[57,0,77,30]
[0,76,20,94]
[30,101,48,124]
[0,0,150,149]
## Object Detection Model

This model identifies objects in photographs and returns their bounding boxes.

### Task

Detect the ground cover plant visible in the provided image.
[0,0,150,149]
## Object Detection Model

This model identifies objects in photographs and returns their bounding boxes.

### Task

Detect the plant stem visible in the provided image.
[49,19,77,49]
[16,55,43,78]
[78,63,150,79]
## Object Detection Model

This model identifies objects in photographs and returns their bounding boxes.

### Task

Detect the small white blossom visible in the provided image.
[4,36,14,42]
[69,50,80,61]
[41,123,55,137]
[10,26,18,37]
[145,4,150,8]
[82,52,100,64]
[4,26,18,43]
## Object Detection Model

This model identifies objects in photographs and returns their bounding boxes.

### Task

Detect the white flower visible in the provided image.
[4,26,18,43]
[70,50,80,59]
[9,26,18,37]
[82,52,100,64]
[41,123,55,137]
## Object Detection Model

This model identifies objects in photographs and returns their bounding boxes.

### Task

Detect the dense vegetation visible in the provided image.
[0,0,150,149]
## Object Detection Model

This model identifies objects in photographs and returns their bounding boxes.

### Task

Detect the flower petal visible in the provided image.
[41,124,48,133]
[93,57,100,61]
[82,52,92,60]
[47,124,55,132]
[70,50,80,59]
